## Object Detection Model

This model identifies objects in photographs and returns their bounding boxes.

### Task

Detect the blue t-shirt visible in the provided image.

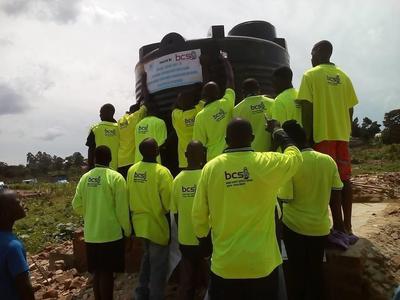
[0,231,29,300]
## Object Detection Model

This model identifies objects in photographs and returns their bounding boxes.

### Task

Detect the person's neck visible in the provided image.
[142,158,157,163]
[277,85,293,95]
[298,143,311,150]
[317,60,331,66]
[101,118,115,122]
[227,144,251,150]
[186,164,202,170]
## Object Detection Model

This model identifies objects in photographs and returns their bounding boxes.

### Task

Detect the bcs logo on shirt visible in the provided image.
[133,171,147,183]
[212,109,226,122]
[224,167,252,187]
[181,184,197,197]
[88,176,101,187]
[119,120,128,129]
[326,75,341,86]
[250,103,265,113]
[138,125,148,134]
[184,117,195,127]
[104,129,116,136]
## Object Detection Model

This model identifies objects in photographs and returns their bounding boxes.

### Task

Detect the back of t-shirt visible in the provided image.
[0,232,29,300]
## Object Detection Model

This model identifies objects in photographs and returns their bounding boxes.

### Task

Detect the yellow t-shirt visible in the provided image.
[233,95,274,152]
[172,102,204,168]
[193,89,235,161]
[134,116,167,163]
[278,149,343,236]
[298,64,358,143]
[170,169,202,245]
[118,106,147,168]
[91,121,119,170]
[127,161,173,246]
[72,166,132,243]
[272,88,302,125]
[192,146,303,279]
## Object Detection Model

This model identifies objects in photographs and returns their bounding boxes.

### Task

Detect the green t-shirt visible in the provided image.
[233,95,274,152]
[192,146,303,279]
[171,169,202,246]
[193,89,235,161]
[127,161,173,245]
[278,149,343,236]
[172,102,204,168]
[118,106,147,168]
[91,121,119,170]
[298,64,358,143]
[272,88,302,125]
[134,116,167,163]
[72,166,131,243]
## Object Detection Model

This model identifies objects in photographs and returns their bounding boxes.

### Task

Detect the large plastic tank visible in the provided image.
[134,21,290,174]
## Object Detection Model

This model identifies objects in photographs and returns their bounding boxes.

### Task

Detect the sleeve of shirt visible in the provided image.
[330,159,344,190]
[170,180,178,214]
[277,178,294,201]
[346,77,359,108]
[159,169,173,213]
[114,174,132,237]
[85,130,95,148]
[6,241,29,278]
[232,105,239,118]
[157,120,168,146]
[127,168,134,214]
[171,109,181,130]
[221,88,235,109]
[195,100,205,112]
[193,115,207,145]
[72,177,84,215]
[297,73,313,103]
[192,169,210,238]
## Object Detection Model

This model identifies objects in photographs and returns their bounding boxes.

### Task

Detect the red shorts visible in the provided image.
[313,141,351,181]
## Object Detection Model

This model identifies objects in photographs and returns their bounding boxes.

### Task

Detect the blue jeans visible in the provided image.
[135,239,169,300]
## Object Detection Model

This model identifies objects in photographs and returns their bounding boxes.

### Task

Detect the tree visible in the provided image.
[360,117,381,141]
[52,156,64,171]
[382,109,400,144]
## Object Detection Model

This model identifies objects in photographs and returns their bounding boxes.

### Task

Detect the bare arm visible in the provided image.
[220,53,234,90]
[330,189,345,232]
[301,100,314,144]
[87,147,95,170]
[15,272,35,300]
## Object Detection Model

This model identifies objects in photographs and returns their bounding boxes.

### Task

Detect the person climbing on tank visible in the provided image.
[193,51,235,161]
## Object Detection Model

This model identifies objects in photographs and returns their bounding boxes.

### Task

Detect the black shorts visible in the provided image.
[86,239,125,273]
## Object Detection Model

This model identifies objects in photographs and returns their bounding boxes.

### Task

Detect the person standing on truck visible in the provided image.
[86,103,119,170]
[278,120,344,300]
[233,78,274,152]
[0,191,35,300]
[193,52,235,161]
[118,103,147,178]
[298,40,359,234]
[272,66,301,125]
[127,138,173,300]
[192,118,303,299]
[171,140,208,299]
[172,90,204,169]
[72,145,131,300]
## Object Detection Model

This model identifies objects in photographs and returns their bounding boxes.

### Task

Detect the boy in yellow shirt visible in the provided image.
[127,138,173,300]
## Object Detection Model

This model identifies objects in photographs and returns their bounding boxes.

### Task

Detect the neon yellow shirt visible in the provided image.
[298,64,358,143]
[171,169,202,246]
[134,116,167,163]
[193,89,235,161]
[192,146,303,279]
[72,166,131,243]
[233,95,274,152]
[272,88,302,125]
[278,150,343,236]
[91,121,119,170]
[127,161,173,245]
[172,102,204,168]
[118,106,147,168]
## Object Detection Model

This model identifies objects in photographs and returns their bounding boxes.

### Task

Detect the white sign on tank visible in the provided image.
[144,49,203,93]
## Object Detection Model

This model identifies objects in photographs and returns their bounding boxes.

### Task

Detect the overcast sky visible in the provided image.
[0,0,399,165]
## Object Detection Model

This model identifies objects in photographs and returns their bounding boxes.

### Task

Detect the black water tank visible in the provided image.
[134,20,290,174]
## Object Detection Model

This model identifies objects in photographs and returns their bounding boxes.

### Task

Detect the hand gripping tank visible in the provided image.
[135,21,290,175]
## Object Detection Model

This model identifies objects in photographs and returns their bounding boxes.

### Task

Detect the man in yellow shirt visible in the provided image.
[171,140,208,299]
[72,145,131,300]
[233,78,274,152]
[127,138,173,300]
[86,103,119,170]
[278,120,344,300]
[192,118,302,299]
[172,91,204,169]
[117,103,147,178]
[193,52,235,161]
[298,40,359,234]
[272,66,301,125]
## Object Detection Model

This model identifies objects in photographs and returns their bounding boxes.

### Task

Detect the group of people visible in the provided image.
[0,39,358,300]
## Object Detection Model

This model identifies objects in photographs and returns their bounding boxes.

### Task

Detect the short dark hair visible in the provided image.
[95,146,112,166]
[101,103,115,115]
[242,78,260,95]
[282,120,306,146]
[273,66,293,82]
[313,40,333,57]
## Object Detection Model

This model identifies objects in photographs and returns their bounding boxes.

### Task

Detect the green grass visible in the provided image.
[14,183,82,253]
[351,144,400,175]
